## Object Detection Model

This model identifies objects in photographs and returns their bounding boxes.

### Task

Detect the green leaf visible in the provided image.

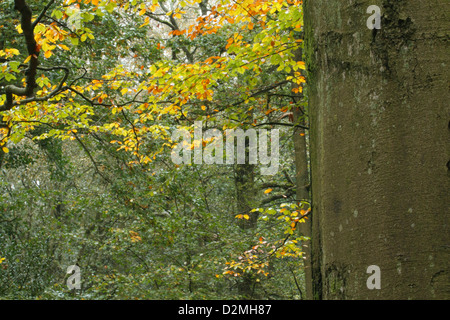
[70,37,79,46]
[51,9,63,20]
[4,73,16,82]
[105,2,116,13]
[9,61,20,72]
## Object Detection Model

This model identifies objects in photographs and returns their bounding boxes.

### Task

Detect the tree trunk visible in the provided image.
[305,0,449,299]
[234,161,257,298]
[235,163,257,229]
[292,44,314,299]
[293,104,314,299]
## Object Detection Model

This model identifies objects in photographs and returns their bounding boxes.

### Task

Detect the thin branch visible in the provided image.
[260,182,294,189]
[32,0,56,29]
[120,108,141,162]
[268,209,312,257]
[144,12,176,30]
[261,190,296,205]
[64,86,146,108]
[289,265,303,299]
[241,121,309,129]
[4,66,70,108]
[72,132,112,184]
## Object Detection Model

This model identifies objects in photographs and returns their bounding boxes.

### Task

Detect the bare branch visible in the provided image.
[32,0,56,29]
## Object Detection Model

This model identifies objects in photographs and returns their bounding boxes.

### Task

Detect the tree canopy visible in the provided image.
[0,0,309,299]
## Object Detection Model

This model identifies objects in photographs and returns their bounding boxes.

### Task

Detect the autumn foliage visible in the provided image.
[0,0,307,299]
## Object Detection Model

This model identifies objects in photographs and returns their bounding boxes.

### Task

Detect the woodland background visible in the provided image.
[0,0,448,300]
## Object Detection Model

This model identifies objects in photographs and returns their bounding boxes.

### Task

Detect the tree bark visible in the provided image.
[291,44,314,299]
[305,0,449,299]
[4,0,39,109]
[293,104,313,298]
[234,162,257,298]
[235,163,257,229]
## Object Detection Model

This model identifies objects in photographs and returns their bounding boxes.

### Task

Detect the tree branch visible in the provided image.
[2,66,70,109]
[32,0,56,29]
[72,132,112,184]
[4,0,40,110]
[261,190,296,205]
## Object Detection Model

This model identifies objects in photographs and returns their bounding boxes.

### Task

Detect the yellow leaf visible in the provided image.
[140,16,150,28]
[2,147,9,153]
[23,55,32,63]
[264,188,273,194]
[6,48,20,55]
[243,214,250,220]
[201,105,206,111]
[44,50,52,58]
[297,61,306,70]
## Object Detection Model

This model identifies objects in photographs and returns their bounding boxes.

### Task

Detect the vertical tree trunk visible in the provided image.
[235,163,257,229]
[0,149,4,169]
[235,158,257,297]
[305,0,449,299]
[293,104,313,299]
[292,44,314,299]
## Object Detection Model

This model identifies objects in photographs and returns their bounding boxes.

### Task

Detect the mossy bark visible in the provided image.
[305,0,450,299]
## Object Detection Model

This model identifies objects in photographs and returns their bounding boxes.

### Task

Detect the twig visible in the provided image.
[32,0,56,29]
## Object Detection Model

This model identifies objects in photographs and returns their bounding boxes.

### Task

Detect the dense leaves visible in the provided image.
[0,0,308,299]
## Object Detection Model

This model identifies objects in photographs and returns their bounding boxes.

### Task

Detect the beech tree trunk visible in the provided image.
[304,0,449,299]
